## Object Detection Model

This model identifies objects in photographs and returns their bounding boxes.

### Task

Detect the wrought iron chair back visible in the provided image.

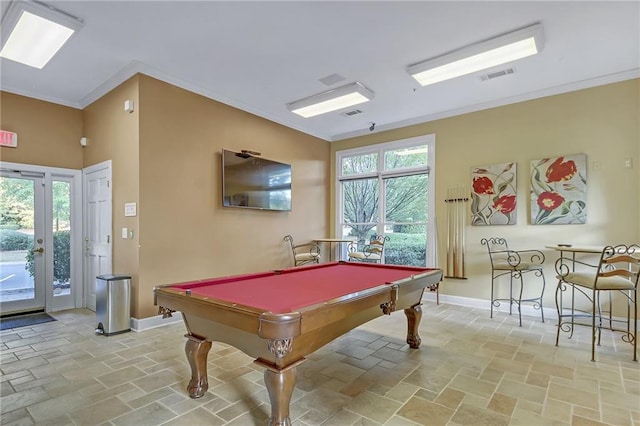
[283,235,321,266]
[347,234,389,263]
[481,237,546,326]
[554,244,639,361]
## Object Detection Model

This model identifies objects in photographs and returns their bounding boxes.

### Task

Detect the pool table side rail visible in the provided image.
[154,287,303,340]
[155,270,277,290]
[275,261,435,275]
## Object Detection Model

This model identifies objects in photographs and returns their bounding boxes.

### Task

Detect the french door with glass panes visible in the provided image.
[0,164,81,314]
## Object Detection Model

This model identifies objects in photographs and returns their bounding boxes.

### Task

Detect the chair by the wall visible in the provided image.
[283,235,321,266]
[554,244,639,361]
[481,237,546,326]
[347,235,389,263]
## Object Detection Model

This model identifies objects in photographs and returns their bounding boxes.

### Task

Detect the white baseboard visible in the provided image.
[423,292,640,328]
[423,292,556,321]
[131,311,182,332]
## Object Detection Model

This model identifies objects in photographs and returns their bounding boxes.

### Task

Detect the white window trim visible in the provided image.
[335,134,437,266]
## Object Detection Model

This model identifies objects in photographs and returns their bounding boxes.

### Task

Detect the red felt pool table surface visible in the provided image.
[168,261,433,314]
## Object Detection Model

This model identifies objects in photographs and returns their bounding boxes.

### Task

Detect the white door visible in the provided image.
[83,161,112,311]
[0,171,46,314]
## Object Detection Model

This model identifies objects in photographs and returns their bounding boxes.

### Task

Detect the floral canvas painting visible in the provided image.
[471,162,517,225]
[530,154,587,224]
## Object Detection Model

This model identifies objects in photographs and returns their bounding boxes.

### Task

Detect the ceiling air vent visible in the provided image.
[319,73,346,86]
[342,109,363,117]
[481,67,515,81]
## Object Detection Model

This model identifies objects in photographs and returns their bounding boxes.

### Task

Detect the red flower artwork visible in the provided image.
[531,154,586,224]
[472,176,495,195]
[545,157,577,183]
[493,195,516,214]
[537,191,565,211]
[471,163,516,225]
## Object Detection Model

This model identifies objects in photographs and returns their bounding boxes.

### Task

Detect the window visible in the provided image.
[336,135,436,266]
[52,179,71,297]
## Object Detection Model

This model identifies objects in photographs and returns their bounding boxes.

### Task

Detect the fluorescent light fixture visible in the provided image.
[408,23,544,86]
[287,82,374,118]
[0,1,83,69]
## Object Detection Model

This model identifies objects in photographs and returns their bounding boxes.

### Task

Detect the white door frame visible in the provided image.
[0,162,82,313]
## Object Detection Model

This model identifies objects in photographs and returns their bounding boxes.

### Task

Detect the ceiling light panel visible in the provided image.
[0,1,83,69]
[408,23,544,86]
[287,82,374,118]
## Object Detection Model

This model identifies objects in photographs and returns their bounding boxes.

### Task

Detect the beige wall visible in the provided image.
[82,75,330,318]
[82,76,141,315]
[0,92,83,168]
[332,79,640,311]
[135,76,329,318]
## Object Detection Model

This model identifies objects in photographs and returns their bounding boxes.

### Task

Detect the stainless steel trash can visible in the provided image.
[95,274,131,336]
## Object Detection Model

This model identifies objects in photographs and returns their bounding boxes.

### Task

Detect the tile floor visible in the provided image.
[1,302,638,425]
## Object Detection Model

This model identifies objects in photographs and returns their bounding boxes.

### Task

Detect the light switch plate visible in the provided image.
[122,227,128,239]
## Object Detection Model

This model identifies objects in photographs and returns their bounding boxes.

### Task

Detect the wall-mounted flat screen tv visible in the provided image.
[222,149,292,211]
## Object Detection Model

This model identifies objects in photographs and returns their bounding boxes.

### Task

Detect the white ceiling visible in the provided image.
[1,1,639,141]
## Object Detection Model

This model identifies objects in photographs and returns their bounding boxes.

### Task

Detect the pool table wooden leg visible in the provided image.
[185,334,212,398]
[404,304,423,349]
[263,364,296,426]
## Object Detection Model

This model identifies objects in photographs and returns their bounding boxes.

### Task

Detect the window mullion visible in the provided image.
[338,171,378,182]
[380,168,429,179]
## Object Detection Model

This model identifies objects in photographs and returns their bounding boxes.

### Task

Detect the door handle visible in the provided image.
[33,247,44,254]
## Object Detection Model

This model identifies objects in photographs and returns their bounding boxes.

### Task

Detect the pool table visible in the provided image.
[154,261,442,426]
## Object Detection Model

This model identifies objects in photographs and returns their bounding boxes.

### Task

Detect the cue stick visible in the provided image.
[446,194,452,276]
[460,187,466,277]
[452,189,458,278]
[445,186,468,279]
